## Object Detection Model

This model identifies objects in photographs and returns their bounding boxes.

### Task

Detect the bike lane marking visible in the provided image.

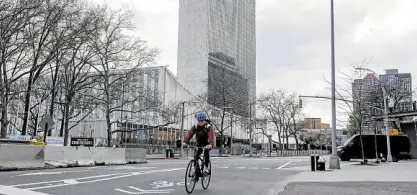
[11,168,185,191]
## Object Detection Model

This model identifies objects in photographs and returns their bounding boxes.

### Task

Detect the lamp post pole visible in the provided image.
[179,101,185,158]
[329,0,340,169]
[382,88,393,162]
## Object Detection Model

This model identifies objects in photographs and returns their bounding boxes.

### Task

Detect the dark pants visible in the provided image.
[194,148,210,167]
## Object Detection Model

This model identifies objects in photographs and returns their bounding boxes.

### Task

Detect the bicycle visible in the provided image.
[184,145,212,194]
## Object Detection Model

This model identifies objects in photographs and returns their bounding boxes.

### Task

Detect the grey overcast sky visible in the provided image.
[92,0,417,128]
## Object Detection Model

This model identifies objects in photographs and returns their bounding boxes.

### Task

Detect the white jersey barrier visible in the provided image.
[0,144,45,170]
[91,147,126,165]
[44,146,95,167]
[125,148,147,163]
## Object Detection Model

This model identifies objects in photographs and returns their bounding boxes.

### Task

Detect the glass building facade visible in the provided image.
[177,0,256,117]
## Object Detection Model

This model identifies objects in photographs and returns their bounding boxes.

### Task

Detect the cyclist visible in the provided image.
[183,111,214,176]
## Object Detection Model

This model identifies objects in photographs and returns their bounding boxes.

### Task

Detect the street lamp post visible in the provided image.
[329,0,340,169]
[355,67,393,162]
[179,101,185,158]
[382,87,393,162]
[230,111,234,155]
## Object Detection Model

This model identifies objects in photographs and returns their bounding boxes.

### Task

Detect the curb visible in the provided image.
[146,157,180,160]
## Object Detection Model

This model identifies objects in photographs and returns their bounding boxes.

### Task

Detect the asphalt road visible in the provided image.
[0,156,314,195]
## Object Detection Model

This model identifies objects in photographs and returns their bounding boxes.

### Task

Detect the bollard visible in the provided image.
[310,154,316,171]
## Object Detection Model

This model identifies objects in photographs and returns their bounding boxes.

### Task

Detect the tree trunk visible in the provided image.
[294,134,299,150]
[59,117,65,137]
[0,108,8,138]
[219,131,224,156]
[359,130,365,162]
[106,112,112,147]
[276,129,282,151]
[63,102,70,146]
[21,72,34,135]
[285,128,289,150]
[48,81,58,136]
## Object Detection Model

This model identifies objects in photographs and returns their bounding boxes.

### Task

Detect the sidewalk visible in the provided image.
[278,160,417,195]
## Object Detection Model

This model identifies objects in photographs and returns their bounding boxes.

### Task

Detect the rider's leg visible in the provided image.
[203,149,210,167]
[194,148,204,177]
[194,148,203,165]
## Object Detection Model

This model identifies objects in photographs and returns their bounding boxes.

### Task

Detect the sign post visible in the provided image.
[39,115,55,143]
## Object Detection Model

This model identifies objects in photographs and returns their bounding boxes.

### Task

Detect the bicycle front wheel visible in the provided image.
[201,161,211,189]
[185,160,197,194]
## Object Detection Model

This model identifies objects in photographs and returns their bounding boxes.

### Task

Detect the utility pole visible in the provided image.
[180,101,185,158]
[329,0,340,169]
[249,104,253,157]
[230,110,234,155]
[382,88,393,162]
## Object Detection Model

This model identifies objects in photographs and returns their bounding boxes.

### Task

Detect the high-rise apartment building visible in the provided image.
[379,69,413,113]
[352,69,413,132]
[177,0,256,117]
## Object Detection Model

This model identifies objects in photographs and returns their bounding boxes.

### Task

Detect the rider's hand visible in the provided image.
[206,144,212,149]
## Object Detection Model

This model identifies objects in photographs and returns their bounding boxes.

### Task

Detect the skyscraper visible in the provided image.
[351,69,413,133]
[177,0,256,117]
[379,69,413,113]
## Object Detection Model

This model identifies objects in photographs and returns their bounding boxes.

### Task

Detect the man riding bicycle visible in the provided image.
[183,111,214,175]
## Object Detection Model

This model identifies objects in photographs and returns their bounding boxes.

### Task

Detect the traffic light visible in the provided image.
[299,98,303,108]
[176,139,181,148]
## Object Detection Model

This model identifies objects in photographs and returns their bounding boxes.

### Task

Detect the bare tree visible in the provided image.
[87,6,159,147]
[325,59,385,162]
[298,129,332,149]
[0,0,47,138]
[53,3,108,145]
[258,89,287,150]
[20,0,76,135]
[258,90,305,150]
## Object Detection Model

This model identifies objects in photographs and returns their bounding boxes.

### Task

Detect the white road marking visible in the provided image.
[17,170,93,177]
[115,186,173,194]
[262,168,270,170]
[18,168,185,190]
[13,173,127,187]
[0,185,50,195]
[113,166,156,170]
[217,167,228,169]
[248,167,259,169]
[63,179,78,184]
[236,167,246,169]
[276,161,292,169]
[129,186,174,192]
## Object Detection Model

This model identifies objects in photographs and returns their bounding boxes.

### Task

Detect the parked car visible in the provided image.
[337,134,411,162]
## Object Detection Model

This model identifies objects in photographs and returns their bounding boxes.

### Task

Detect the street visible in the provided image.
[0,156,314,195]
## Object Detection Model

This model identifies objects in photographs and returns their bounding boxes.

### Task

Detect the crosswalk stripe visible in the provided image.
[0,185,50,195]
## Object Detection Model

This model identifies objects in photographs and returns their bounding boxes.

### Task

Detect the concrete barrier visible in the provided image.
[44,146,95,168]
[91,147,126,165]
[0,144,45,170]
[125,148,147,163]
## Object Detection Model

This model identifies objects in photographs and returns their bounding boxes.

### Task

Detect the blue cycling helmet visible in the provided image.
[195,111,207,121]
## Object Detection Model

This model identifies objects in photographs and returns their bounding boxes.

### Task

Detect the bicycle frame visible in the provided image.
[192,146,208,177]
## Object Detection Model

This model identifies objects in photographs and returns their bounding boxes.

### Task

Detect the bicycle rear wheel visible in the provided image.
[185,160,197,194]
[201,161,211,189]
